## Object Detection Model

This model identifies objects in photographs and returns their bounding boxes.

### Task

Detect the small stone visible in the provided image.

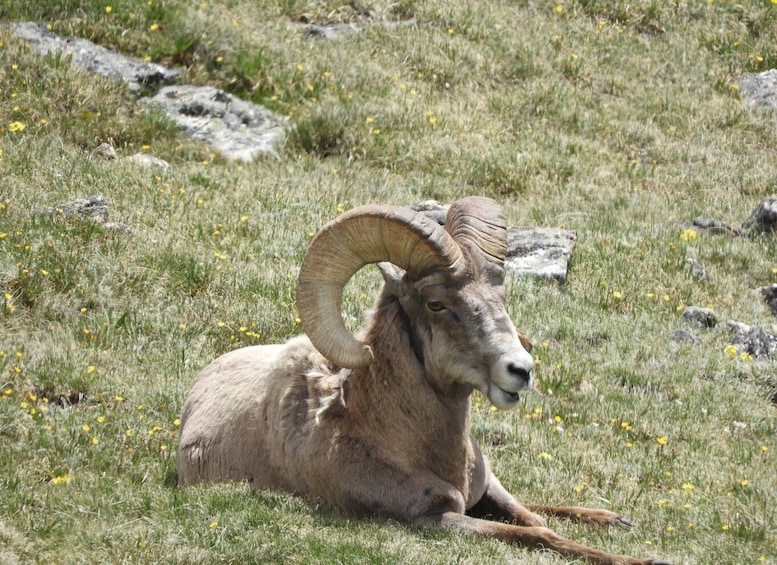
[94,142,117,160]
[572,380,598,396]
[122,153,171,169]
[412,200,448,225]
[759,284,777,318]
[103,222,132,234]
[668,328,702,345]
[692,217,740,236]
[31,195,109,222]
[682,306,717,328]
[741,195,777,236]
[685,258,709,283]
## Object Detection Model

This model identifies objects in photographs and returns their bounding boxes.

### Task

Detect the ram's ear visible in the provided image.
[517,330,533,353]
[377,262,412,299]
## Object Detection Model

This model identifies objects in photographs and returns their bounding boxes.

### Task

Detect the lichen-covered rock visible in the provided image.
[139,85,288,161]
[739,69,777,111]
[10,22,181,93]
[741,196,777,236]
[682,306,717,328]
[721,321,777,359]
[31,195,109,222]
[760,284,777,318]
[505,227,577,284]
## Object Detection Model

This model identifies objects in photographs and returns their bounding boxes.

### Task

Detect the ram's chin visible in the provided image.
[486,385,521,409]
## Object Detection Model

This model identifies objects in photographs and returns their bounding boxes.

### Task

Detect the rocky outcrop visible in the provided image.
[10,22,181,93]
[139,86,288,162]
[506,227,577,284]
[413,201,576,283]
[9,22,288,161]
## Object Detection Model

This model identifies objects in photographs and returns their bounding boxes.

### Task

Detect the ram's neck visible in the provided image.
[343,289,475,490]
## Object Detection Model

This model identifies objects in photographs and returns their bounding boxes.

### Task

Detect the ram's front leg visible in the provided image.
[415,512,670,565]
[467,474,547,526]
[470,473,636,528]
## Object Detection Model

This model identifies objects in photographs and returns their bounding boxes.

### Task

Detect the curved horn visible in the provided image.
[297,205,464,369]
[445,196,508,267]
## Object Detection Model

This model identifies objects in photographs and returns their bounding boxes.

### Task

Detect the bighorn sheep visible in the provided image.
[177,197,669,565]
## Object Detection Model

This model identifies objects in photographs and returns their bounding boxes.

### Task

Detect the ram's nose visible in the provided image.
[506,359,532,388]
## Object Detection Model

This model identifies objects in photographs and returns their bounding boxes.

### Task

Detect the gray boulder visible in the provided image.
[682,306,717,328]
[722,321,777,359]
[667,328,702,345]
[10,22,181,93]
[505,227,577,284]
[411,200,577,283]
[691,217,740,236]
[31,195,109,222]
[139,85,288,162]
[760,284,777,318]
[739,69,777,111]
[741,195,777,236]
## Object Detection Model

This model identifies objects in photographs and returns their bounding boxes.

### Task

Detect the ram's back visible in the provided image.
[176,336,325,490]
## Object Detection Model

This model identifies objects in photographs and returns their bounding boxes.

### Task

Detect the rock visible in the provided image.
[739,69,777,111]
[94,142,118,160]
[29,196,130,234]
[103,221,132,234]
[692,217,740,236]
[741,195,777,236]
[668,329,702,345]
[412,200,448,225]
[304,22,361,40]
[10,22,181,93]
[303,19,416,40]
[139,85,288,161]
[122,153,171,169]
[572,379,598,396]
[682,306,717,328]
[685,257,709,283]
[721,321,777,359]
[31,195,109,222]
[759,284,777,318]
[505,227,577,284]
[94,143,170,168]
[410,201,576,282]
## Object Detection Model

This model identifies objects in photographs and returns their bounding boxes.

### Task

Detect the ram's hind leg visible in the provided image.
[524,504,635,528]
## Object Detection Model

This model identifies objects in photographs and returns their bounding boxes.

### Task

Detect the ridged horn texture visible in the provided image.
[297,205,465,369]
[444,196,508,269]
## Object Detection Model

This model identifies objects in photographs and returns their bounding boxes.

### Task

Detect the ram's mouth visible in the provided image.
[501,388,520,403]
[492,385,520,404]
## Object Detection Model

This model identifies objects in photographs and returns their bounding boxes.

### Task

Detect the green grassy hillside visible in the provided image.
[1,1,775,563]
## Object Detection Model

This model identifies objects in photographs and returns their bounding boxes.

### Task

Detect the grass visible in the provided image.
[1,0,776,563]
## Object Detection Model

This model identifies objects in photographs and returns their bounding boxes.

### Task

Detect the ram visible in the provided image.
[177,196,669,565]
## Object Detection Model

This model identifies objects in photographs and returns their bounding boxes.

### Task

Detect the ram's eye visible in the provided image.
[427,301,446,312]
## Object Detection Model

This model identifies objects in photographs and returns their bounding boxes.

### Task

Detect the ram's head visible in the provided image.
[297,196,534,408]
